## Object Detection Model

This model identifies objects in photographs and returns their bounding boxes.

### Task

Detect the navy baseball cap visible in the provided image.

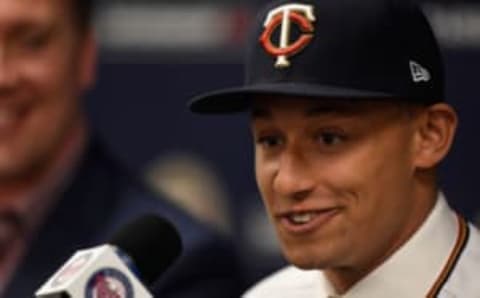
[189,0,444,114]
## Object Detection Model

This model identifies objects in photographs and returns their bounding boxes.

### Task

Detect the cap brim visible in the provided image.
[189,82,396,114]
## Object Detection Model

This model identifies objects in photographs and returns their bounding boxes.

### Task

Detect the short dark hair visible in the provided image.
[73,0,93,30]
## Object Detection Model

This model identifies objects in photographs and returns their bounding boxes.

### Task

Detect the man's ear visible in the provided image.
[413,103,458,169]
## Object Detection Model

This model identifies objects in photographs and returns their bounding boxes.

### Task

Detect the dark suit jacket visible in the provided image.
[4,138,244,297]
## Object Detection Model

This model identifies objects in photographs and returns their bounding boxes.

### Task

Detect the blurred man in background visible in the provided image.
[190,0,480,297]
[0,0,243,296]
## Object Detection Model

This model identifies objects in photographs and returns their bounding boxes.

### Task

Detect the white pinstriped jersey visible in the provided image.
[243,195,480,298]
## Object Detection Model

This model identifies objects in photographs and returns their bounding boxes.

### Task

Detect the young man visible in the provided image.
[0,0,242,297]
[189,0,480,296]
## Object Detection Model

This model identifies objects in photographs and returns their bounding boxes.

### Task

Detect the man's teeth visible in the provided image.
[289,212,317,224]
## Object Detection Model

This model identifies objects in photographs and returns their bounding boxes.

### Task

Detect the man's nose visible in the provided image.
[272,152,315,201]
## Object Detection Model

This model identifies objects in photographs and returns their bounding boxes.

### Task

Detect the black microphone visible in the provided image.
[36,214,182,297]
[109,214,182,286]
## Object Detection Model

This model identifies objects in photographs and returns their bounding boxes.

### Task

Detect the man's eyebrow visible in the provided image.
[305,104,358,117]
[8,20,55,36]
[250,102,363,119]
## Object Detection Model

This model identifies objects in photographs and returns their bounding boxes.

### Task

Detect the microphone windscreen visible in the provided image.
[108,214,182,285]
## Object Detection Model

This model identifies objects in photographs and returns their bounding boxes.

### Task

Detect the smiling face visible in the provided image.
[0,0,95,182]
[251,97,443,278]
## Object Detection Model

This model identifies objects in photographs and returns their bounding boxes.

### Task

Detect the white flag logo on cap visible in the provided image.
[410,61,431,83]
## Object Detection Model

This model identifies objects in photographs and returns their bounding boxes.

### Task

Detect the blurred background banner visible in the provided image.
[87,0,480,284]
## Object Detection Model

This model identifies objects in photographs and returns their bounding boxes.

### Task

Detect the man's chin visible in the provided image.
[284,251,333,270]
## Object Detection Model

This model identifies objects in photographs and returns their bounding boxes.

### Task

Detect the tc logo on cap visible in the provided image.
[260,3,316,69]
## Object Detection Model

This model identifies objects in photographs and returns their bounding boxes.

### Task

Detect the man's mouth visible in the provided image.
[278,208,340,234]
[287,211,319,225]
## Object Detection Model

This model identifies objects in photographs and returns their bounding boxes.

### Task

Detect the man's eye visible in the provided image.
[21,32,49,50]
[257,136,283,148]
[316,132,345,146]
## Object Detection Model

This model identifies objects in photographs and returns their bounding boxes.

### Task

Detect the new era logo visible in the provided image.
[410,61,431,83]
